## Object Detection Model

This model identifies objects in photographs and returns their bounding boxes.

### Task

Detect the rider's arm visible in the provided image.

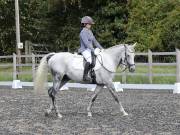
[93,37,103,49]
[80,31,95,52]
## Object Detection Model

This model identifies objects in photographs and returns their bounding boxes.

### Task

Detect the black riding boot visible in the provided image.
[83,62,91,82]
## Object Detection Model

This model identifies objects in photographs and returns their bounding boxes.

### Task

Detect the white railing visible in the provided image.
[0,49,180,92]
[0,49,180,83]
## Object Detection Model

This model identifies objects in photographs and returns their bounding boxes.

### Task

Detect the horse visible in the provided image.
[34,43,136,118]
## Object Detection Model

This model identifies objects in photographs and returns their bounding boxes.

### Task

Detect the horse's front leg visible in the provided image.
[106,82,128,116]
[87,85,103,117]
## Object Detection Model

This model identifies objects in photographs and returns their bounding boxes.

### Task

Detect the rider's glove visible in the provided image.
[94,48,101,56]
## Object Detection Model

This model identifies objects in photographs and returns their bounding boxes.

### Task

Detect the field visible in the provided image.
[0,65,176,84]
[0,88,180,135]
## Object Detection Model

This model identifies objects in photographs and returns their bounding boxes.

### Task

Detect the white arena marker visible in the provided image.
[12,80,22,89]
[60,86,69,91]
[87,87,96,91]
[114,82,123,92]
[173,83,180,94]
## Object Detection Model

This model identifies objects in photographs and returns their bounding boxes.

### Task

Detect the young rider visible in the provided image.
[78,16,103,81]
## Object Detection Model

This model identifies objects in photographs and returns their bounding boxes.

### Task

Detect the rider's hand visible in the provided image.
[94,48,101,56]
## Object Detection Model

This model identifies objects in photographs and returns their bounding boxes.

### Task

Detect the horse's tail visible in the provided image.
[34,53,55,93]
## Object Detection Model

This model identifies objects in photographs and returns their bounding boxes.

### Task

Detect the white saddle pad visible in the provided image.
[72,54,101,70]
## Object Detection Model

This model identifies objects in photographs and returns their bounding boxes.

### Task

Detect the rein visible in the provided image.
[96,45,134,73]
[96,54,116,73]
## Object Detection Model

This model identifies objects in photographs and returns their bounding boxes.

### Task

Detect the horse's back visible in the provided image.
[47,52,73,72]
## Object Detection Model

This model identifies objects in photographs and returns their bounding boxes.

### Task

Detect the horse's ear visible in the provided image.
[132,42,137,48]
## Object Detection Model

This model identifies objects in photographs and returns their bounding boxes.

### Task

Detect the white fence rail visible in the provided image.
[0,49,180,91]
[0,81,175,92]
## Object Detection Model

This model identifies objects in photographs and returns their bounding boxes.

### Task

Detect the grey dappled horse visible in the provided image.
[34,43,136,118]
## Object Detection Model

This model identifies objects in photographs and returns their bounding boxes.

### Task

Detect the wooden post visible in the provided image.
[25,40,30,63]
[176,48,180,82]
[148,49,153,84]
[13,53,17,80]
[122,71,127,84]
[32,53,36,82]
[29,41,32,55]
[15,0,21,78]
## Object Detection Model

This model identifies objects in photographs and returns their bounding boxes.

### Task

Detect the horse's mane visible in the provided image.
[105,44,135,52]
[106,44,125,51]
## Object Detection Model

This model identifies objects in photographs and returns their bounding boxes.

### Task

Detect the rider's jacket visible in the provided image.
[78,27,103,53]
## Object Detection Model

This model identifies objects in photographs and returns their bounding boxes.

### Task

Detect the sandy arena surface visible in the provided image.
[0,88,180,135]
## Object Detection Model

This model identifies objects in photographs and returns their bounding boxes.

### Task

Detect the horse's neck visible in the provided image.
[105,45,124,67]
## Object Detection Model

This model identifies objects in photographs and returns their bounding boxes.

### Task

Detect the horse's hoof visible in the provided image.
[88,112,92,117]
[57,113,63,118]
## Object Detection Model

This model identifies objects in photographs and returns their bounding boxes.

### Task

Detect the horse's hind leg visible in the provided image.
[87,85,103,117]
[46,87,63,118]
[46,73,62,118]
[106,82,128,116]
[45,87,54,116]
[46,74,69,118]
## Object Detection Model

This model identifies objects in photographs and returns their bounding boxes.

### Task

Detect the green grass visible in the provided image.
[114,65,176,84]
[0,64,177,84]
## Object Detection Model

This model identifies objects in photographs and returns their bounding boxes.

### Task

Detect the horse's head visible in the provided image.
[120,43,136,72]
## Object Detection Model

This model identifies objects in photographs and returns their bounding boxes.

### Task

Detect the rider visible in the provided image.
[78,16,103,81]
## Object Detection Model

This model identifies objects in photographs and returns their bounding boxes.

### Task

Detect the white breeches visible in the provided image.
[82,49,92,64]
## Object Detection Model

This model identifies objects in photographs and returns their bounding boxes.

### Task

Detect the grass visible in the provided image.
[0,64,177,84]
[114,65,176,84]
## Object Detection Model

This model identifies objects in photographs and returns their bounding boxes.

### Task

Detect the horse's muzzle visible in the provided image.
[129,65,135,72]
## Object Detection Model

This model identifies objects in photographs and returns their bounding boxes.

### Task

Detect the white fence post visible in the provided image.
[13,53,17,80]
[148,49,153,84]
[122,71,127,84]
[176,49,180,82]
[32,53,36,82]
[173,49,180,93]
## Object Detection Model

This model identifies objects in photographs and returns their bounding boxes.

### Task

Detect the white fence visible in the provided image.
[0,49,180,91]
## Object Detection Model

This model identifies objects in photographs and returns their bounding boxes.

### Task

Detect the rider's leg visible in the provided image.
[82,49,92,81]
[83,62,91,81]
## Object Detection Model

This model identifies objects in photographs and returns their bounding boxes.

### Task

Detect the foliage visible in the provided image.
[0,0,15,55]
[126,0,180,52]
[0,0,49,55]
[93,1,128,48]
[0,0,179,54]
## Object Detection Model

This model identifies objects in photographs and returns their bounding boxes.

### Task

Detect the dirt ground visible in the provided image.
[0,88,180,135]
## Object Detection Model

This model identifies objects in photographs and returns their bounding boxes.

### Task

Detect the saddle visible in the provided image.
[72,51,116,83]
[73,52,97,84]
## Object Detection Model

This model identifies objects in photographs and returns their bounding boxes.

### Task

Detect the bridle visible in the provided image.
[119,45,135,69]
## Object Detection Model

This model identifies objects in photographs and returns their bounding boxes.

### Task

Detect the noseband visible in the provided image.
[120,45,135,68]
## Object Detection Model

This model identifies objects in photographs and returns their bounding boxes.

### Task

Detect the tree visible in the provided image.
[126,0,180,51]
[93,0,128,48]
[0,0,15,55]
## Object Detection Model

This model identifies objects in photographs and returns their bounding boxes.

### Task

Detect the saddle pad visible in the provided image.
[72,55,84,70]
[72,54,101,70]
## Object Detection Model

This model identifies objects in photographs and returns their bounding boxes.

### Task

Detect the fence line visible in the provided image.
[0,81,175,91]
[0,49,179,84]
